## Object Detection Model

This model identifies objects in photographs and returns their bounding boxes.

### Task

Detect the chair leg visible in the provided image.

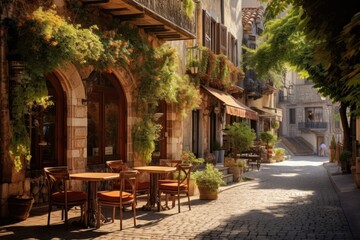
[177,193,181,213]
[187,193,191,211]
[47,204,52,226]
[97,204,101,229]
[112,207,116,222]
[64,207,68,229]
[120,204,123,230]
[132,201,137,227]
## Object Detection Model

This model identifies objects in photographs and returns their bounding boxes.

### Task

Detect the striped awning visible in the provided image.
[203,86,258,120]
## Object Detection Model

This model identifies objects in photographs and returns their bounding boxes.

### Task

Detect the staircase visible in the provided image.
[280,136,315,156]
[216,166,234,184]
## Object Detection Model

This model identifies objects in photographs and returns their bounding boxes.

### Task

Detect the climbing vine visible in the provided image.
[7,5,200,169]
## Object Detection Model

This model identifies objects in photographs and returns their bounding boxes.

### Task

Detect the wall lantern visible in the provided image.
[186,45,200,75]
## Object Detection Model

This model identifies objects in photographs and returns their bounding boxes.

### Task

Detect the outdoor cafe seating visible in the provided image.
[43,166,88,229]
[106,160,150,203]
[158,164,193,213]
[97,170,139,230]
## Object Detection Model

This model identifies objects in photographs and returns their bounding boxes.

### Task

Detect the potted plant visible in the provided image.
[260,131,278,161]
[224,122,256,159]
[212,141,225,165]
[181,150,204,170]
[8,194,34,221]
[340,150,352,174]
[224,158,247,182]
[273,148,286,162]
[329,135,336,163]
[193,164,225,200]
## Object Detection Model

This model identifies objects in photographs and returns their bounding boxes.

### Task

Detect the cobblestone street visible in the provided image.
[0,156,355,239]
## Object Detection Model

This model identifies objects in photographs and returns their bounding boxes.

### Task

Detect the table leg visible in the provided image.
[86,181,98,228]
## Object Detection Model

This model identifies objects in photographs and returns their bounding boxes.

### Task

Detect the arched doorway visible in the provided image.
[30,73,66,170]
[85,71,126,165]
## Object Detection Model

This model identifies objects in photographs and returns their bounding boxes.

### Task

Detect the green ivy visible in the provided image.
[132,117,162,165]
[8,6,201,169]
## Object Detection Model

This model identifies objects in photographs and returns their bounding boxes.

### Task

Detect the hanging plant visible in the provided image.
[182,0,195,19]
[132,117,162,165]
[271,120,280,129]
[176,75,201,115]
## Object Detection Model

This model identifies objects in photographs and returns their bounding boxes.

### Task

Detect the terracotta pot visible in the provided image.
[197,185,218,200]
[8,196,34,221]
[228,166,243,182]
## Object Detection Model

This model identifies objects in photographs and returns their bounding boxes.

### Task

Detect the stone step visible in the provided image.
[222,173,233,184]
[215,166,234,184]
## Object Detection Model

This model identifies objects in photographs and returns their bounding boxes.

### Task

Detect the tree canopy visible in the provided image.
[253,0,360,109]
[248,0,360,150]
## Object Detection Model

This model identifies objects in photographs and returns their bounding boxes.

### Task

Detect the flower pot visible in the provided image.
[8,196,34,221]
[197,184,218,200]
[228,166,243,182]
[188,179,199,196]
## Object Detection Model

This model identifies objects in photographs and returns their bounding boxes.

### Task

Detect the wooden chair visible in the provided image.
[158,159,182,208]
[97,170,138,230]
[44,166,87,228]
[158,164,193,213]
[106,160,149,202]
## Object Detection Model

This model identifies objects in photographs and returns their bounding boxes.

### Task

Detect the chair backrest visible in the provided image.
[106,160,127,173]
[160,159,182,179]
[119,170,139,200]
[159,159,182,167]
[43,167,70,202]
[176,164,193,187]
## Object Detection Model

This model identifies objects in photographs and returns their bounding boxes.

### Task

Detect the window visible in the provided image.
[289,108,296,124]
[305,107,323,122]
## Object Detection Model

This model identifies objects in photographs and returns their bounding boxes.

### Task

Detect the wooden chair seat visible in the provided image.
[158,182,188,191]
[51,191,87,203]
[97,191,133,202]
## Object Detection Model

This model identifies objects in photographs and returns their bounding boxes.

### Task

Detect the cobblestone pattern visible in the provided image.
[0,156,353,239]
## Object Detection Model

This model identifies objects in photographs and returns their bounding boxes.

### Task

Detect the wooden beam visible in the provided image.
[81,0,109,5]
[102,8,128,13]
[113,13,145,20]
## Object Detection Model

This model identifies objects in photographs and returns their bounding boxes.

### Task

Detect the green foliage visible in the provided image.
[274,148,285,161]
[260,131,277,147]
[330,135,337,149]
[181,150,204,166]
[183,0,195,19]
[340,150,352,163]
[195,46,242,90]
[271,120,280,130]
[7,6,202,169]
[225,122,256,157]
[132,117,162,165]
[193,164,225,191]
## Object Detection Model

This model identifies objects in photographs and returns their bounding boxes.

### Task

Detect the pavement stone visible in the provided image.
[0,156,359,239]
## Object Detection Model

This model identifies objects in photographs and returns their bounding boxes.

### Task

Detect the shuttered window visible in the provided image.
[203,10,211,48]
[216,23,227,55]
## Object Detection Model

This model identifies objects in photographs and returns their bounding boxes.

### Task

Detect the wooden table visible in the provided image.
[70,172,119,228]
[240,154,261,170]
[133,166,176,211]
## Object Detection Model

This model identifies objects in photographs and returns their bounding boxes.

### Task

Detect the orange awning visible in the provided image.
[203,86,258,120]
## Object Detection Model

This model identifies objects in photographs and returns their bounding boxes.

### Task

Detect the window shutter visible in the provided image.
[202,10,211,48]
[234,39,238,66]
[228,32,232,59]
[216,23,227,55]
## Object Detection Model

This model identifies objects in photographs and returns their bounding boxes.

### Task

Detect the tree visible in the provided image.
[248,1,360,151]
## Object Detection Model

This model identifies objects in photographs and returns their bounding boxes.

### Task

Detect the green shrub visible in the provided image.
[193,164,224,191]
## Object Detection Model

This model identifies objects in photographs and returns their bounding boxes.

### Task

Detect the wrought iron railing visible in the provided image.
[298,121,328,129]
[135,0,196,35]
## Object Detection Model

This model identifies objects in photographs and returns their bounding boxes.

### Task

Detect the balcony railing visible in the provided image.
[81,0,196,40]
[135,0,196,37]
[298,121,328,130]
